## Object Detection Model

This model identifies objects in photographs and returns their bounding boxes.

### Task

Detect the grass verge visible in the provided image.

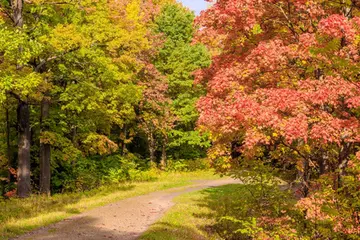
[140,183,243,240]
[0,171,219,240]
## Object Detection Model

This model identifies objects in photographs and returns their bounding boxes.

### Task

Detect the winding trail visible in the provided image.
[15,178,240,240]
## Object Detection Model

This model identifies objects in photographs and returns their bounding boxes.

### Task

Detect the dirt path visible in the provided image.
[14,178,240,240]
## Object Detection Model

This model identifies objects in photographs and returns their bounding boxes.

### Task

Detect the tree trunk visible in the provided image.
[336,143,352,189]
[160,135,167,169]
[121,125,127,156]
[40,99,51,196]
[17,100,31,198]
[6,108,13,182]
[13,0,31,198]
[12,0,23,27]
[301,159,310,197]
[149,130,156,164]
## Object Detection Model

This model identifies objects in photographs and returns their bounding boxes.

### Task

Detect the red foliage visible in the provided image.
[196,0,360,150]
[196,1,360,236]
[4,189,16,198]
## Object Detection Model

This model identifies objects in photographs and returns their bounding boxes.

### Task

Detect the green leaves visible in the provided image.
[154,3,195,44]
[153,3,211,160]
[0,26,43,65]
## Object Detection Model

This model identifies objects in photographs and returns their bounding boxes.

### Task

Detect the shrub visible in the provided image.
[51,153,160,192]
[165,159,210,172]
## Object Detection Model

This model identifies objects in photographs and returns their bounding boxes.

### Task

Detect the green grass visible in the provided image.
[0,171,219,240]
[140,183,244,240]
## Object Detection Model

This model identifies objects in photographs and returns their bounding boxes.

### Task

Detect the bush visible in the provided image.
[207,160,297,239]
[51,154,159,192]
[165,159,210,172]
[207,158,360,239]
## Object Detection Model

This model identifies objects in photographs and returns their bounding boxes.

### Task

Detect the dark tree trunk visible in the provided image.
[40,99,51,196]
[301,159,310,197]
[6,108,12,181]
[12,0,31,198]
[17,100,31,198]
[231,141,242,159]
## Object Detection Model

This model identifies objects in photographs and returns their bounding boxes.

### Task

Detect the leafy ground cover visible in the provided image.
[0,171,219,240]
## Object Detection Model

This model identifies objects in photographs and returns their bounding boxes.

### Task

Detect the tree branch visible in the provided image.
[34,47,80,72]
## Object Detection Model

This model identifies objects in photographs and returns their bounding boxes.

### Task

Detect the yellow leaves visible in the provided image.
[40,131,57,145]
[83,133,119,156]
[251,24,263,35]
[40,24,88,52]
[152,0,176,5]
[105,0,152,55]
[296,160,304,172]
[26,0,47,4]
[0,68,44,102]
[304,144,311,154]
[354,35,360,46]
[126,0,142,23]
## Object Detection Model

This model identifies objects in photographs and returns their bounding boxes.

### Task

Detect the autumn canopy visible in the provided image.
[195,0,360,236]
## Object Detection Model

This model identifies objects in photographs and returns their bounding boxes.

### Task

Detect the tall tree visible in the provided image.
[39,96,50,195]
[11,0,32,198]
[154,3,211,161]
[195,0,360,236]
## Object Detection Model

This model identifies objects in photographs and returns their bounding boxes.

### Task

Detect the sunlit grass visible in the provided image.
[0,171,219,240]
[140,184,243,240]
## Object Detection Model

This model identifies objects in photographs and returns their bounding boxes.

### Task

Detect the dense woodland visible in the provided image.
[0,0,211,197]
[1,0,360,239]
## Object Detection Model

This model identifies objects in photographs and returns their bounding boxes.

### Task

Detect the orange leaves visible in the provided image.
[4,189,16,198]
[9,167,16,177]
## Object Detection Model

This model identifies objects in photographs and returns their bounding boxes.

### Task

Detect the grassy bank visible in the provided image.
[140,183,243,240]
[141,182,297,240]
[0,171,219,240]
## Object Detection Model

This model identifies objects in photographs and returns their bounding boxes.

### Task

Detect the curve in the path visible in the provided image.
[13,178,240,240]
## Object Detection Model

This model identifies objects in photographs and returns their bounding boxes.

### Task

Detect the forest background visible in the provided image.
[1,0,360,239]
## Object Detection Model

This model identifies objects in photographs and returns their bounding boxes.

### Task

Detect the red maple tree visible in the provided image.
[195,0,360,236]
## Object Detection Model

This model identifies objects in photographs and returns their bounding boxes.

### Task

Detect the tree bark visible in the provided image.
[12,0,23,27]
[12,0,32,198]
[17,100,31,198]
[40,99,51,196]
[6,108,12,182]
[149,130,156,164]
[301,159,310,197]
[160,135,167,169]
[336,143,352,189]
[121,125,127,156]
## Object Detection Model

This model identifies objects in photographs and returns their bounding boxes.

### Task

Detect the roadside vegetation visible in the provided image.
[0,170,219,240]
[142,163,359,240]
